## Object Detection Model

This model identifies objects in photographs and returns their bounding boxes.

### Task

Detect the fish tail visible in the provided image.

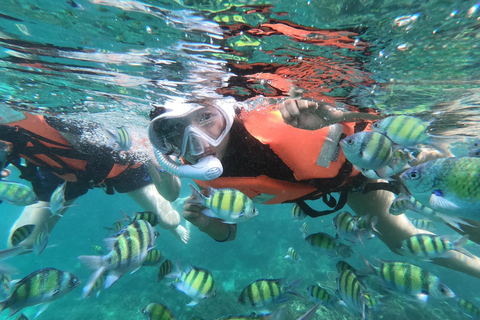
[78,255,105,270]
[286,278,303,298]
[82,266,107,299]
[188,184,205,205]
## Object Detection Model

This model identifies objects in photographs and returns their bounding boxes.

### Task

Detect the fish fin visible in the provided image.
[103,237,118,251]
[296,302,321,320]
[104,129,118,149]
[265,308,286,320]
[81,266,106,299]
[437,213,474,229]
[121,209,131,221]
[416,292,429,305]
[200,208,216,219]
[429,193,459,211]
[34,302,51,318]
[105,271,122,289]
[186,300,199,307]
[286,278,303,299]
[188,183,205,205]
[78,255,105,271]
[130,266,141,274]
[0,246,27,260]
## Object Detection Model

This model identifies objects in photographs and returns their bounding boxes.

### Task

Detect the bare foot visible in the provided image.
[170,224,190,244]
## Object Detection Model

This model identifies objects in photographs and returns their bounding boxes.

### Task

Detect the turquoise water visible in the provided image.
[1,0,480,319]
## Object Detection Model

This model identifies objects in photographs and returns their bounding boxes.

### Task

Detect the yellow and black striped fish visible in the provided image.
[33,230,49,255]
[284,247,300,261]
[133,211,159,227]
[336,261,356,273]
[238,278,300,309]
[337,269,367,319]
[91,245,104,255]
[189,184,258,224]
[169,264,216,306]
[458,298,480,319]
[0,267,79,318]
[291,204,306,221]
[79,220,157,298]
[305,232,353,258]
[143,249,163,267]
[141,302,175,320]
[105,126,132,151]
[364,259,455,303]
[398,234,470,260]
[0,181,38,206]
[333,211,364,244]
[306,284,334,305]
[10,225,35,247]
[0,273,11,300]
[157,259,173,282]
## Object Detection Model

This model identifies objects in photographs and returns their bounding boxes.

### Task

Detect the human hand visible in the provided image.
[278,99,346,130]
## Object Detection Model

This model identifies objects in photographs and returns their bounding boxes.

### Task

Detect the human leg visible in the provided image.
[126,184,189,244]
[7,200,72,248]
[348,187,480,279]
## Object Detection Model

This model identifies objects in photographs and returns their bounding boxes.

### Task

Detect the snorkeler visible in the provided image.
[147,98,480,280]
[0,110,189,247]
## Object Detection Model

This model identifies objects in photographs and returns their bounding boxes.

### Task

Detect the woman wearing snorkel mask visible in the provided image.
[148,98,480,280]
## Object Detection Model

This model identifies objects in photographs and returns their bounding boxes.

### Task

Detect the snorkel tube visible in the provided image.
[153,148,223,181]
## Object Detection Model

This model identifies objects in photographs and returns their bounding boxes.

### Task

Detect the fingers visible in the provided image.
[278,100,318,126]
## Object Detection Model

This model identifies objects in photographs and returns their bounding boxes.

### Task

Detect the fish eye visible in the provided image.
[372,122,379,128]
[346,138,354,145]
[408,170,420,180]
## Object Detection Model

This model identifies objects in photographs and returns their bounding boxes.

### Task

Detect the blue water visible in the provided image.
[2,0,480,319]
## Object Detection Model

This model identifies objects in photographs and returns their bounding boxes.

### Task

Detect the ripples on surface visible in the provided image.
[1,0,480,133]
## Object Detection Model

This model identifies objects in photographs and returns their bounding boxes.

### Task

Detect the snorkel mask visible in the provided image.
[147,98,236,180]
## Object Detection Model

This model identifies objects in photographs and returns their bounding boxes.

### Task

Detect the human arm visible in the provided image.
[278,99,382,130]
[183,198,237,242]
[146,162,181,202]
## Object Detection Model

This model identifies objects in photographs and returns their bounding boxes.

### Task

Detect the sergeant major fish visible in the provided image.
[398,234,472,261]
[371,115,451,154]
[340,131,394,178]
[337,269,368,320]
[238,278,300,311]
[157,259,173,282]
[401,157,480,220]
[166,263,216,306]
[0,181,37,206]
[141,303,175,320]
[78,220,156,298]
[305,232,353,258]
[188,184,259,224]
[105,126,132,152]
[333,211,366,244]
[360,258,455,303]
[0,267,79,318]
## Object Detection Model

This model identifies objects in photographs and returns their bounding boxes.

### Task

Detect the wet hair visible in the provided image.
[149,104,166,120]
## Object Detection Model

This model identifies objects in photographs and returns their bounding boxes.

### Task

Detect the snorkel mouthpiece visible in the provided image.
[154,149,223,180]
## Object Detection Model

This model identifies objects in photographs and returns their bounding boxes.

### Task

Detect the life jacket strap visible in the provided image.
[295,188,349,218]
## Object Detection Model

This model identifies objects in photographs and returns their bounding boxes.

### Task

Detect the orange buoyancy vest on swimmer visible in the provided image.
[195,105,367,205]
[1,113,139,183]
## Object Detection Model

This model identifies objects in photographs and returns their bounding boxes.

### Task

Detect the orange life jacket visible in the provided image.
[195,106,367,205]
[3,113,139,183]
